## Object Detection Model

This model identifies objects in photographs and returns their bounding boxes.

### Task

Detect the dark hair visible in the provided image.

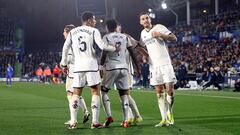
[64,24,75,33]
[106,19,117,32]
[81,11,94,22]
[139,11,149,18]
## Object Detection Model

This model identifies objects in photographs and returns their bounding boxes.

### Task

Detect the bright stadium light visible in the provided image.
[149,13,156,19]
[148,8,153,12]
[161,2,167,9]
[99,19,103,23]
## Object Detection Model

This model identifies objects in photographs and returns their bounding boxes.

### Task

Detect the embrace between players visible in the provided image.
[60,11,177,129]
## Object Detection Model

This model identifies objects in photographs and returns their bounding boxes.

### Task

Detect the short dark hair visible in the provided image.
[106,19,117,32]
[81,11,94,22]
[139,11,149,18]
[64,24,75,33]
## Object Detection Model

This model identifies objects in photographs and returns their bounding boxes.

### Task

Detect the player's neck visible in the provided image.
[145,24,153,31]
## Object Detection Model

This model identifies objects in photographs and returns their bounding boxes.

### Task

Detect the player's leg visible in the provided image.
[79,96,90,124]
[68,73,85,129]
[128,95,143,124]
[128,74,142,124]
[101,70,116,127]
[87,71,102,129]
[117,69,130,128]
[162,64,177,125]
[155,84,169,127]
[68,87,83,129]
[150,67,168,127]
[165,82,175,125]
[64,76,73,124]
[9,75,12,86]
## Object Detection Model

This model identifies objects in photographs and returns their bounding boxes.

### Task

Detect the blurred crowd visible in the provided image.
[1,10,240,91]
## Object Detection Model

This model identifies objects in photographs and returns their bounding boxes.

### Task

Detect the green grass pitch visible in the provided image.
[0,82,240,135]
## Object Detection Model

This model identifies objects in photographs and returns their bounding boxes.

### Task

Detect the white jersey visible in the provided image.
[103,32,132,70]
[140,24,172,68]
[67,48,74,77]
[60,25,116,72]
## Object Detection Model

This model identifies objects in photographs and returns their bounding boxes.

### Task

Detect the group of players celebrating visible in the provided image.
[60,11,177,129]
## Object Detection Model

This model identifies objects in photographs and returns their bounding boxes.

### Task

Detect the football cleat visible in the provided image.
[83,111,91,124]
[103,117,114,128]
[121,121,129,128]
[128,117,143,125]
[154,120,169,127]
[167,112,174,125]
[68,122,77,129]
[91,123,103,129]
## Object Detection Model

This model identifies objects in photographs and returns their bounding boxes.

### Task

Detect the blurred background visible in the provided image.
[0,0,239,91]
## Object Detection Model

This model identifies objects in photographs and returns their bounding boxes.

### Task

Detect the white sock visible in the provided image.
[157,93,167,121]
[166,95,174,114]
[70,95,80,124]
[91,95,100,124]
[101,91,112,117]
[128,107,134,120]
[128,95,141,118]
[79,96,88,113]
[67,95,72,119]
[120,95,129,122]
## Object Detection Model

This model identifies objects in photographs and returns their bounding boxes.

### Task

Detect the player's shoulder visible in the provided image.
[154,24,167,29]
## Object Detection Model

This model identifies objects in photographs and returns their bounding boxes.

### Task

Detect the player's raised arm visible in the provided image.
[93,29,120,52]
[60,32,72,67]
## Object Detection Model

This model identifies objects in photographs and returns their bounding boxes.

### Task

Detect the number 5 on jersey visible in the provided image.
[78,36,87,52]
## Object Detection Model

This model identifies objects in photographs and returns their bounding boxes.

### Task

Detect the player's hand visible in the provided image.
[152,31,162,38]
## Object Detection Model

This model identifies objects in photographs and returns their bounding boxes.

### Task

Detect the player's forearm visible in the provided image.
[95,37,116,52]
[60,44,71,66]
[159,33,177,41]
[100,51,107,66]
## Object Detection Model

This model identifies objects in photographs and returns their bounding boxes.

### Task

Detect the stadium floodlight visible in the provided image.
[148,8,153,13]
[99,19,103,23]
[161,2,167,9]
[149,13,156,19]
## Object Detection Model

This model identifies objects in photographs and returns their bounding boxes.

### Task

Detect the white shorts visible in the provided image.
[66,76,74,92]
[72,71,101,88]
[150,64,176,86]
[102,69,129,90]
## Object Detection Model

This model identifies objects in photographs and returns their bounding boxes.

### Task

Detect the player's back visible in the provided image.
[70,25,99,72]
[103,32,129,70]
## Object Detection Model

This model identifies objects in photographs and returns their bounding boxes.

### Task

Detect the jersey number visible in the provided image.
[115,41,121,56]
[78,36,87,52]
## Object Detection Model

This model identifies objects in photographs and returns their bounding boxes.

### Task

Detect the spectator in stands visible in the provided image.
[176,60,188,88]
[140,56,149,88]
[203,66,224,90]
[35,66,43,82]
[53,64,60,84]
[43,66,52,84]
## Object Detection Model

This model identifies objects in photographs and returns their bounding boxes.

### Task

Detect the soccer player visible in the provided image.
[116,24,143,125]
[60,11,119,129]
[6,63,13,87]
[139,12,177,127]
[62,24,90,125]
[100,19,140,128]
